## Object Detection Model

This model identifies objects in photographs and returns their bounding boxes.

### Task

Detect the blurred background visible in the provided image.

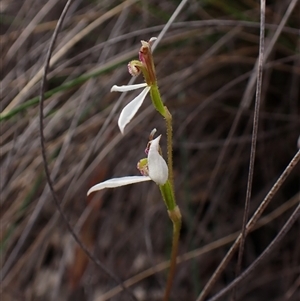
[1,0,300,300]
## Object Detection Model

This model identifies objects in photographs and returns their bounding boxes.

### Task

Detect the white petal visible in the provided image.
[118,86,151,134]
[149,37,157,42]
[148,135,168,185]
[111,83,147,92]
[87,176,151,195]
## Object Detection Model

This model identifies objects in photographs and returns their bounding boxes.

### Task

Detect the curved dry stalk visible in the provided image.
[37,1,138,300]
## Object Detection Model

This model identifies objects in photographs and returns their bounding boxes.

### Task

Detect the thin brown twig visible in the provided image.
[233,1,266,300]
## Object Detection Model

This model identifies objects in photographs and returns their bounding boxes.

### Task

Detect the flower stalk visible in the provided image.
[164,107,174,187]
[88,37,181,301]
[164,206,182,301]
[159,180,176,211]
[149,74,179,301]
[142,39,180,301]
[149,84,166,117]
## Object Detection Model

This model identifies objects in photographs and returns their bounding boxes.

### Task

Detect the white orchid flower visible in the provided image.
[111,83,151,134]
[87,135,168,196]
[111,38,164,134]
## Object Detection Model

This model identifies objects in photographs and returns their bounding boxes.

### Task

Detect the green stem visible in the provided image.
[150,83,180,300]
[163,206,182,301]
[150,85,166,117]
[159,180,176,211]
[149,85,174,187]
[164,107,174,187]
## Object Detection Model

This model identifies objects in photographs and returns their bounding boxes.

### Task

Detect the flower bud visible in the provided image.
[139,38,157,85]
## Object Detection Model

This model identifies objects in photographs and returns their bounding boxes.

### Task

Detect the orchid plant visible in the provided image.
[88,38,181,301]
